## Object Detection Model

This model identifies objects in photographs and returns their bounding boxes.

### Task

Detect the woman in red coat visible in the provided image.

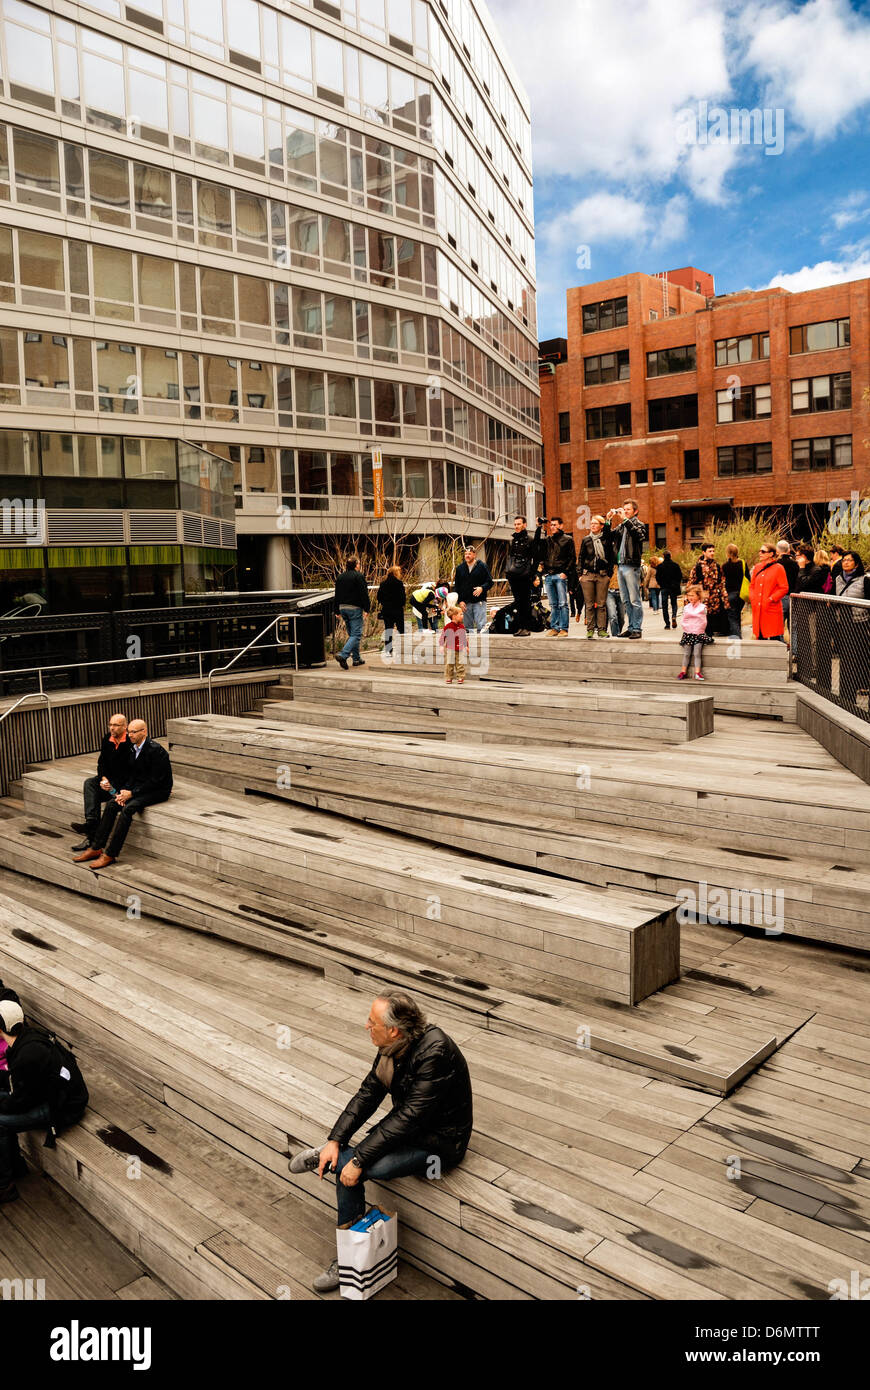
[749,545,789,640]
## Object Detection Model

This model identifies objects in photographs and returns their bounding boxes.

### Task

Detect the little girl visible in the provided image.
[678,584,711,681]
[439,604,468,684]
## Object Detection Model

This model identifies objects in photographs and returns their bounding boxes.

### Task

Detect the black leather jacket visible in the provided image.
[612,515,646,568]
[328,1024,473,1170]
[579,528,616,577]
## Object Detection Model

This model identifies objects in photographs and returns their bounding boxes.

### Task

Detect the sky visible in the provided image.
[485,0,870,340]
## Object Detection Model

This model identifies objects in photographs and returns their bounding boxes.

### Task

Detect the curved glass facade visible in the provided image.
[0,0,540,579]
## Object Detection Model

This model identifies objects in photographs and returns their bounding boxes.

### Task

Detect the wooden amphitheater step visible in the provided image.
[0,887,669,1300]
[3,877,866,1302]
[14,767,679,1010]
[0,1165,174,1301]
[278,633,797,720]
[5,766,803,1094]
[165,714,870,874]
[261,672,715,745]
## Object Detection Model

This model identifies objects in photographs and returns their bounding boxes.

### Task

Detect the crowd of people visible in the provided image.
[333,504,869,685]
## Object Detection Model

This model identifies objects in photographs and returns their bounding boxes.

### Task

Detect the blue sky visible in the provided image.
[486,0,870,339]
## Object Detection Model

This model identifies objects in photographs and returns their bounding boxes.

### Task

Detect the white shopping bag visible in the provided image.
[336,1209,398,1301]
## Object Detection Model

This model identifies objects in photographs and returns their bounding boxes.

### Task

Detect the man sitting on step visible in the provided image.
[70,711,133,852]
[0,998,89,1205]
[290,991,473,1293]
[74,720,173,870]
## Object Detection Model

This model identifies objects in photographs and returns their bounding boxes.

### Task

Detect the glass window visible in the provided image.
[95,339,138,412]
[237,275,269,332]
[322,215,351,275]
[197,182,232,248]
[202,356,239,419]
[289,205,320,268]
[141,346,179,405]
[13,130,61,207]
[293,287,322,349]
[281,17,313,94]
[298,449,328,507]
[319,123,348,197]
[684,449,700,479]
[18,230,64,291]
[241,358,272,410]
[200,267,235,332]
[324,293,354,353]
[138,254,176,314]
[315,33,344,100]
[327,373,356,419]
[235,191,268,254]
[371,303,398,361]
[93,246,133,318]
[286,110,316,189]
[124,436,178,508]
[89,150,130,224]
[6,14,54,99]
[134,162,172,223]
[295,369,325,426]
[586,458,600,489]
[558,411,570,443]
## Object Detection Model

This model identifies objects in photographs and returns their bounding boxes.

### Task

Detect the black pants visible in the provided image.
[93,794,168,859]
[661,589,679,626]
[82,775,112,833]
[508,574,535,629]
[381,608,404,654]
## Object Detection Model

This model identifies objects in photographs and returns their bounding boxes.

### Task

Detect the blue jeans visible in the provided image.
[463,601,487,633]
[606,589,624,635]
[0,1101,51,1185]
[334,1143,432,1227]
[648,589,660,612]
[339,606,364,662]
[618,564,643,633]
[543,574,569,632]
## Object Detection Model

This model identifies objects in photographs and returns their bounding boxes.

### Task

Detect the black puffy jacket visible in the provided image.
[328,1024,473,1170]
[506,529,539,578]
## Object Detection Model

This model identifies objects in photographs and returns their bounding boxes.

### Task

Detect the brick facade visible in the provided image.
[540,267,870,551]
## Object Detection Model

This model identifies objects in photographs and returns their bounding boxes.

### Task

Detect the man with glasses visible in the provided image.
[73,720,173,870]
[70,713,133,853]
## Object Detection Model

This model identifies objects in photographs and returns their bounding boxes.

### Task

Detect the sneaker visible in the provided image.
[313,1258,340,1294]
[288,1146,322,1174]
[514,628,531,637]
[72,838,93,853]
[545,628,559,637]
[352,660,366,667]
[694,671,706,681]
[336,655,349,670]
[627,632,642,640]
[555,630,568,637]
[677,670,688,680]
[586,631,595,640]
[597,629,610,638]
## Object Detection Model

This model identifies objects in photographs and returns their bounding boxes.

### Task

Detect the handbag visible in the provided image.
[823,572,833,594]
[739,563,750,602]
[336,1208,398,1300]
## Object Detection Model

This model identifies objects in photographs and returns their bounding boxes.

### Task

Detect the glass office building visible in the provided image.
[0,0,541,599]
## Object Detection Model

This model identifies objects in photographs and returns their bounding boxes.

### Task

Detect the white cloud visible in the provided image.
[543,192,688,256]
[741,0,870,142]
[764,255,870,293]
[488,0,733,201]
[831,192,869,230]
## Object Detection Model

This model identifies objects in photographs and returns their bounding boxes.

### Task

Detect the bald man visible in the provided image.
[71,713,133,852]
[74,720,172,870]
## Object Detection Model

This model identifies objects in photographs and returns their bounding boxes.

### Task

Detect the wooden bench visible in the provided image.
[14,764,679,1009]
[265,672,715,746]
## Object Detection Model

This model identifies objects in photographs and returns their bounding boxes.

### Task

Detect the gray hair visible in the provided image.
[776,540,790,553]
[376,991,427,1040]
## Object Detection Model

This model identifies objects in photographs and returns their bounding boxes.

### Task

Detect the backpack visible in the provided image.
[31,1027,89,1144]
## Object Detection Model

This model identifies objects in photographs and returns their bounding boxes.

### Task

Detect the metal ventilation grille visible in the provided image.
[46,511,125,544]
[202,517,222,546]
[220,521,237,549]
[182,514,202,545]
[129,512,179,544]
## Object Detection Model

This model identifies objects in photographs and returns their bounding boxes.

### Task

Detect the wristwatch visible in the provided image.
[350,1156,364,1170]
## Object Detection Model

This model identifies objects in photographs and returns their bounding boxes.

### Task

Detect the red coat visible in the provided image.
[749,559,788,638]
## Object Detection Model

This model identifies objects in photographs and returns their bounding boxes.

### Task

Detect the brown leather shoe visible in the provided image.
[73,848,101,862]
[88,853,115,869]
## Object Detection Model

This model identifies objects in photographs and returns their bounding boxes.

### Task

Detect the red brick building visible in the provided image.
[539,267,870,551]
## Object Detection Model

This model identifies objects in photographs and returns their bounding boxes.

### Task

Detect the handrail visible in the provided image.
[0,640,296,685]
[0,688,55,761]
[207,613,298,714]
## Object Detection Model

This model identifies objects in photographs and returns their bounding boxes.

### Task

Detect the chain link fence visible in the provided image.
[790,593,870,724]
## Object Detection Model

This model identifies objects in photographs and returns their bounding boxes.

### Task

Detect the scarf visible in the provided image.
[374,1035,412,1089]
[591,533,606,564]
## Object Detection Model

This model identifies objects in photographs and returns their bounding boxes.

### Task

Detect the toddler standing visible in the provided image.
[678,584,711,681]
[440,604,468,684]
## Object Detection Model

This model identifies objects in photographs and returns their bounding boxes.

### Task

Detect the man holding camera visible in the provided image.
[607,500,646,639]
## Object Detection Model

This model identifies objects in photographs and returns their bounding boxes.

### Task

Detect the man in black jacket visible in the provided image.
[0,998,89,1203]
[73,720,172,869]
[334,556,370,669]
[656,551,683,630]
[289,991,473,1292]
[70,712,133,852]
[453,546,493,633]
[505,515,541,635]
[541,516,577,636]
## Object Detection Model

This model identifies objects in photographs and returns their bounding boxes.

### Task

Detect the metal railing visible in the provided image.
[207,613,300,714]
[790,592,870,724]
[0,683,55,761]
